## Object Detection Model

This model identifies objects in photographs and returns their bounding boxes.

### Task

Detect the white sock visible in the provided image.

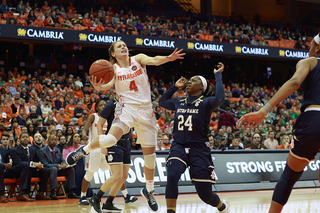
[99,134,117,148]
[146,180,154,192]
[121,189,128,197]
[81,192,86,197]
[83,144,92,154]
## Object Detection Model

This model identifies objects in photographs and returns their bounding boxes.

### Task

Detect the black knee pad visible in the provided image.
[165,160,186,199]
[272,164,303,206]
[194,182,220,207]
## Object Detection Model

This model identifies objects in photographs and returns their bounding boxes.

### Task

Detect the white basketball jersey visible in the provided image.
[88,113,108,142]
[114,56,151,105]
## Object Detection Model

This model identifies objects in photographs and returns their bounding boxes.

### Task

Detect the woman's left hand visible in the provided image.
[214,62,225,74]
[90,76,105,90]
[175,76,188,88]
[167,48,186,61]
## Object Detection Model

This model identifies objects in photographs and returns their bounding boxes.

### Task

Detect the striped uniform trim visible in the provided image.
[289,150,314,162]
[108,162,124,165]
[191,178,216,183]
[167,157,187,168]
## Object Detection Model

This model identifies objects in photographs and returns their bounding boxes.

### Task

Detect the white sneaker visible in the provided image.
[220,199,230,213]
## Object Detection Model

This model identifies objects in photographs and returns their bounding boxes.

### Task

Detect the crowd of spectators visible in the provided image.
[0,0,311,49]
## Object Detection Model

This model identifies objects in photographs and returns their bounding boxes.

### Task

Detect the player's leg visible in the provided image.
[120,141,138,204]
[166,159,187,213]
[140,145,158,211]
[89,164,123,212]
[190,145,229,212]
[79,170,94,205]
[269,151,308,213]
[194,182,227,212]
[136,118,158,212]
[102,165,131,211]
[66,123,128,166]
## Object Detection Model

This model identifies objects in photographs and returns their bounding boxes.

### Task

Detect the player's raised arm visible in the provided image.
[237,57,315,130]
[207,62,225,110]
[135,48,185,66]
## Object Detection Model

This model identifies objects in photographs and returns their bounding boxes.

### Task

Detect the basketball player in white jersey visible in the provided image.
[67,40,185,211]
[79,99,137,206]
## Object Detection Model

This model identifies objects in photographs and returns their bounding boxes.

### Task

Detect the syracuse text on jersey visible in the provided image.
[117,68,144,81]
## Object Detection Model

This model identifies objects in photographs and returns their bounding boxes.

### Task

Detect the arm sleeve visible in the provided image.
[159,85,179,111]
[207,72,225,110]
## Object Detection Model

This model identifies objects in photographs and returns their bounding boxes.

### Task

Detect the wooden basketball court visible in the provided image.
[1,188,320,213]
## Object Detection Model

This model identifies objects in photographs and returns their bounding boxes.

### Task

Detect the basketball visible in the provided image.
[89,59,114,84]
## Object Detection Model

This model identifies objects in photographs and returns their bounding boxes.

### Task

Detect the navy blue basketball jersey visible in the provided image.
[301,57,320,112]
[100,98,131,140]
[159,72,224,144]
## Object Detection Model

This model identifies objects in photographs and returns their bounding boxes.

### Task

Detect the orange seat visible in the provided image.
[4,178,17,200]
[46,176,67,199]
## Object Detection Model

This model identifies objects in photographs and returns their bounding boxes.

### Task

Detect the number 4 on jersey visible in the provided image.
[130,80,138,92]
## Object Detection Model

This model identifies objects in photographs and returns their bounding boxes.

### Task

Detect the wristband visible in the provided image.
[262,103,273,113]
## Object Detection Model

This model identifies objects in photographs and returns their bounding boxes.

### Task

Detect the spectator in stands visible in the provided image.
[135,19,143,32]
[116,21,127,34]
[263,130,278,149]
[65,99,75,120]
[140,25,150,36]
[74,101,83,119]
[228,137,242,150]
[71,13,80,26]
[219,137,228,150]
[8,80,17,96]
[16,1,25,12]
[208,135,216,149]
[156,134,165,150]
[247,133,267,149]
[277,134,291,149]
[60,17,73,29]
[0,0,9,15]
[11,132,50,200]
[37,134,78,200]
[162,135,171,150]
[218,107,236,130]
[27,9,36,22]
[56,108,70,125]
[25,2,31,13]
[27,123,36,139]
[243,133,253,148]
[44,15,55,27]
[34,15,45,27]
[0,129,11,150]
[31,133,44,155]
[41,97,52,117]
[56,135,66,153]
[0,132,31,202]
[112,13,120,25]
[17,10,28,26]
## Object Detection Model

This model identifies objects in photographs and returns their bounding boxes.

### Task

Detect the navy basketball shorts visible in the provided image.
[167,141,216,183]
[106,139,131,165]
[291,110,320,161]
